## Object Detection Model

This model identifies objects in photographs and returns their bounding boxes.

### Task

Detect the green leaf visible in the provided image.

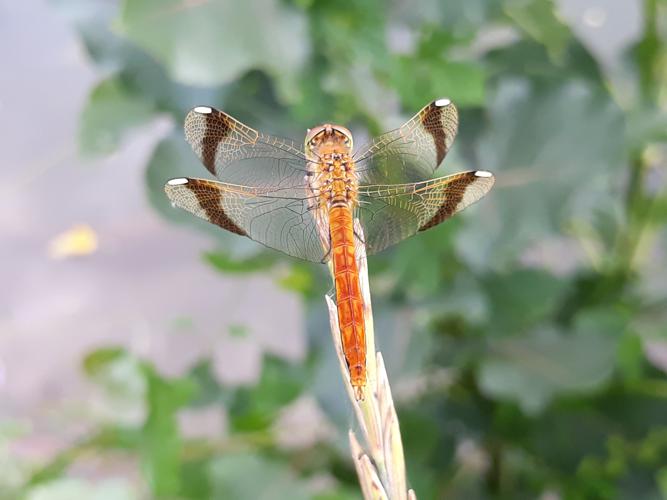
[116,0,308,93]
[485,37,604,85]
[179,458,213,499]
[51,0,127,66]
[140,367,195,496]
[628,0,666,104]
[627,107,667,149]
[83,347,126,376]
[313,490,364,500]
[457,78,627,270]
[79,77,156,156]
[83,348,147,426]
[209,452,311,500]
[478,311,620,414]
[387,214,462,298]
[482,268,569,335]
[657,467,667,497]
[228,324,249,338]
[277,262,316,296]
[26,478,138,500]
[228,356,306,432]
[391,56,486,108]
[503,0,571,63]
[391,0,502,32]
[203,250,276,274]
[617,332,644,382]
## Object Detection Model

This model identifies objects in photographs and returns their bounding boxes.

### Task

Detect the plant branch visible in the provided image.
[326,222,416,500]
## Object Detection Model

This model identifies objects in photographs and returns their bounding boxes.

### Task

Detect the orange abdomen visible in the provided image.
[329,205,366,398]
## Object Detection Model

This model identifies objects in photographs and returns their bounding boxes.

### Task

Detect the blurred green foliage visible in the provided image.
[15,0,667,498]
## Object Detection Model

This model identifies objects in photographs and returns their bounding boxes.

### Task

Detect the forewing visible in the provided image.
[355,99,459,184]
[165,177,329,263]
[184,106,310,189]
[357,170,494,254]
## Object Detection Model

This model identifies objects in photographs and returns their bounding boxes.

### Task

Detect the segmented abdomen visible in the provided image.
[329,205,366,397]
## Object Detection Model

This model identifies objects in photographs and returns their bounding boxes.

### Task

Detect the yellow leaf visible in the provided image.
[48,224,98,259]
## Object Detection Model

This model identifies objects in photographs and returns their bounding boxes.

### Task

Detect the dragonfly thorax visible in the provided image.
[305,124,358,210]
[315,152,358,209]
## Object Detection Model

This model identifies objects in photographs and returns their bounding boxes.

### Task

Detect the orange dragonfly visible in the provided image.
[165,99,494,400]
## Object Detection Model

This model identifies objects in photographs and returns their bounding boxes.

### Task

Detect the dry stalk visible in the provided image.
[325,223,416,500]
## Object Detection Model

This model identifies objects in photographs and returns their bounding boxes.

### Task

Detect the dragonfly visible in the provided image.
[165,99,494,400]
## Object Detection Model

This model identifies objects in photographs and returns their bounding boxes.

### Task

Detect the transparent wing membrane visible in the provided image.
[167,100,493,261]
[357,171,495,255]
[354,99,459,184]
[165,177,329,263]
[184,106,312,189]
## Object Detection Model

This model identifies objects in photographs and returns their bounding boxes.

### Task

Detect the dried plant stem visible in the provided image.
[325,223,416,500]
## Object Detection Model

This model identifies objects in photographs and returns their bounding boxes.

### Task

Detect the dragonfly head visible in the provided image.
[305,124,353,156]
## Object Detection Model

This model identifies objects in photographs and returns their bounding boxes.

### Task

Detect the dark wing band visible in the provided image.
[165,177,329,263]
[354,99,459,185]
[357,170,494,254]
[184,106,310,189]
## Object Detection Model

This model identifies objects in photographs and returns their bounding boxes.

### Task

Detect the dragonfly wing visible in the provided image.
[165,177,329,263]
[355,99,459,184]
[357,170,494,255]
[184,106,310,189]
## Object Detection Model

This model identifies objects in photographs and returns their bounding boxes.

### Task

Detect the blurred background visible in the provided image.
[2,0,667,498]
